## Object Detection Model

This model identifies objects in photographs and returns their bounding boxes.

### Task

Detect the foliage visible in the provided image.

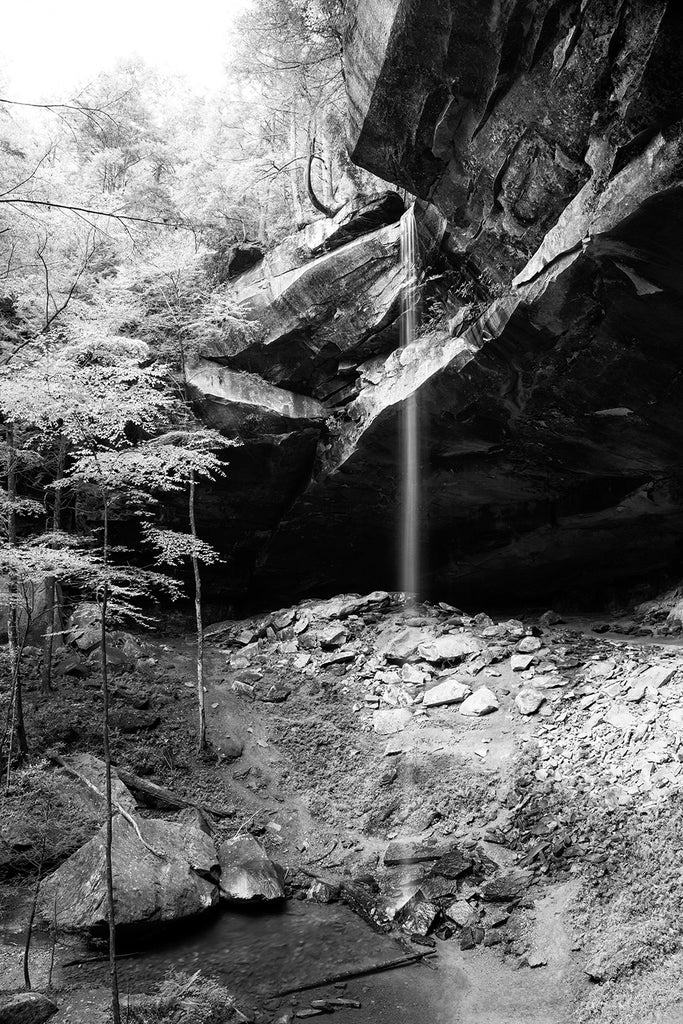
[0,760,100,879]
[127,971,237,1024]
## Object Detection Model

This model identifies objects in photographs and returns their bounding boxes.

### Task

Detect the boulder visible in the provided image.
[459,687,499,717]
[423,677,471,707]
[515,689,546,716]
[0,993,58,1024]
[218,835,284,901]
[418,634,481,664]
[39,815,219,932]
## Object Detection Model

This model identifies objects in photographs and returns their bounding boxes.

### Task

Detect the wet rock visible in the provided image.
[396,894,439,936]
[431,848,473,880]
[40,816,219,932]
[479,872,532,903]
[459,687,499,717]
[384,840,441,866]
[218,835,284,901]
[515,689,546,716]
[373,708,412,735]
[0,992,58,1024]
[418,634,481,664]
[459,924,484,950]
[423,677,471,707]
[306,879,340,904]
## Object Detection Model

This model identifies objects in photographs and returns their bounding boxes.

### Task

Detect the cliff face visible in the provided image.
[345,0,683,279]
[194,2,683,609]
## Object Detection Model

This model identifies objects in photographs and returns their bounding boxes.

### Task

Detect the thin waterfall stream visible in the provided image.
[399,205,420,606]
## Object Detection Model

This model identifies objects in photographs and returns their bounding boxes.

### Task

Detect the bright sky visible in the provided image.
[1,0,253,102]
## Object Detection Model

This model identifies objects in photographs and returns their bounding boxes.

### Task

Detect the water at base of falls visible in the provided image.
[399,205,420,607]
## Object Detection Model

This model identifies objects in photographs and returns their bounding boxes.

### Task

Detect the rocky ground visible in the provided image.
[3,589,683,1023]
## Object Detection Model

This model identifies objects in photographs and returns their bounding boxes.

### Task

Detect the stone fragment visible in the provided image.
[459,687,499,717]
[515,689,546,716]
[459,924,484,950]
[517,636,541,653]
[218,835,284,901]
[431,848,473,879]
[479,872,532,902]
[419,634,481,663]
[384,840,441,866]
[0,993,58,1024]
[316,624,347,649]
[231,680,255,699]
[604,704,636,732]
[396,894,439,936]
[511,654,534,672]
[401,663,426,685]
[261,684,291,703]
[423,678,472,707]
[379,626,430,663]
[632,665,676,690]
[373,708,412,734]
[445,900,474,927]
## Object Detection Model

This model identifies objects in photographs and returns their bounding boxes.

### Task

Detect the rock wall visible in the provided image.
[191,4,683,608]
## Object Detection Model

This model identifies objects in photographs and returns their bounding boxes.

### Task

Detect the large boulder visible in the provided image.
[0,993,58,1024]
[39,815,219,933]
[218,835,285,901]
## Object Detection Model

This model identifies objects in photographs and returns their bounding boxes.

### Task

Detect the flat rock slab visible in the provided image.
[631,665,677,690]
[430,848,473,879]
[384,840,442,866]
[423,678,472,707]
[373,708,412,734]
[459,687,499,717]
[218,835,284,901]
[39,815,218,932]
[418,634,481,663]
[378,626,432,663]
[0,993,58,1024]
[604,704,637,732]
[480,871,533,902]
[511,654,535,672]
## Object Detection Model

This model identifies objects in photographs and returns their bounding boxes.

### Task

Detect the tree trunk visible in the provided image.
[100,494,121,1024]
[189,474,206,753]
[42,435,65,694]
[288,115,305,226]
[5,424,28,761]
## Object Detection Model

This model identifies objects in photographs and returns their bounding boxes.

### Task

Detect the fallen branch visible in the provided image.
[116,767,234,819]
[63,951,143,968]
[49,754,165,859]
[272,950,436,997]
[305,839,338,866]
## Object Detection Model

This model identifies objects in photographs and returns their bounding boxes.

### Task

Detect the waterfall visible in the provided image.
[399,205,420,607]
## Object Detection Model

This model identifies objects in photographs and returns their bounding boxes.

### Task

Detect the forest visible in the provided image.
[2,2,683,1023]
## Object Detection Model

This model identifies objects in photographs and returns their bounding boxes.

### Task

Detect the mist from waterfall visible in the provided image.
[399,205,420,607]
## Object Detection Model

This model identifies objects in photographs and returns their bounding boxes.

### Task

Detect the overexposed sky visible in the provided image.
[1,0,252,102]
